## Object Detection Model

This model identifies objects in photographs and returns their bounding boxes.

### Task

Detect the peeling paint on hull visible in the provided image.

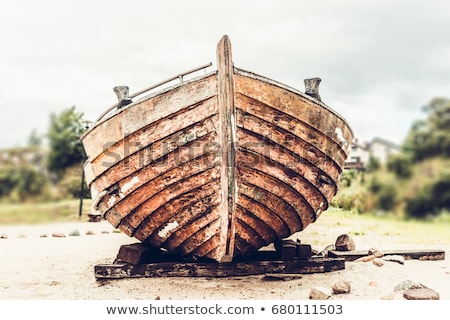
[81,36,353,262]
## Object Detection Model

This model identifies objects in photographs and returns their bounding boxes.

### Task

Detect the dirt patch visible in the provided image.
[0,221,448,300]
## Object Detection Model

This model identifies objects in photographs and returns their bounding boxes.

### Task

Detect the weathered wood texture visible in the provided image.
[329,249,445,261]
[95,258,345,279]
[81,35,353,263]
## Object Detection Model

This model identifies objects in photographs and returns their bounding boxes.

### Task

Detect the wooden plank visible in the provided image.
[94,257,345,279]
[234,72,353,158]
[82,74,217,161]
[263,273,303,281]
[329,249,445,261]
[217,35,237,262]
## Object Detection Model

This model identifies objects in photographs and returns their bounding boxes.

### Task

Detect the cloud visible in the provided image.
[1,0,450,148]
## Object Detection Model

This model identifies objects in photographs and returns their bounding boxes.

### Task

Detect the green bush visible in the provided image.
[60,175,90,199]
[387,154,413,178]
[331,186,368,213]
[0,164,48,201]
[339,169,357,187]
[0,166,16,198]
[15,165,48,199]
[405,172,450,217]
[366,175,398,212]
[368,176,382,193]
[331,192,356,211]
[432,172,450,209]
[376,183,397,211]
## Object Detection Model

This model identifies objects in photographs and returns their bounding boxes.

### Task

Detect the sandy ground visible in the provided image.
[0,220,449,300]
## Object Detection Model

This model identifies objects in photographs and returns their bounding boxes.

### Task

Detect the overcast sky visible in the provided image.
[1,0,449,149]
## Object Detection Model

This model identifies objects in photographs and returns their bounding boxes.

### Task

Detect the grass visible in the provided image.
[296,207,450,248]
[0,199,93,225]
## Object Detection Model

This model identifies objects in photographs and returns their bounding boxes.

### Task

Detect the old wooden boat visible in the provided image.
[81,35,353,263]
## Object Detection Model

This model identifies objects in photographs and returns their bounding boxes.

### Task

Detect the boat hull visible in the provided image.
[81,36,353,262]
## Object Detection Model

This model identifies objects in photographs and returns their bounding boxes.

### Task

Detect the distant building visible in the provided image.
[344,137,401,170]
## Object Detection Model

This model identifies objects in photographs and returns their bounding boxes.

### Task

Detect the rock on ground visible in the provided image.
[403,288,440,300]
[332,281,351,294]
[310,286,332,300]
[335,234,355,251]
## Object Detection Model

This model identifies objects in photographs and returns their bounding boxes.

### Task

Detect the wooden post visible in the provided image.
[78,168,85,219]
[217,35,237,262]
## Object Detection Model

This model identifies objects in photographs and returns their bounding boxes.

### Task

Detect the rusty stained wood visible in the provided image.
[87,96,219,187]
[216,35,237,262]
[329,249,445,261]
[95,258,345,279]
[99,131,221,221]
[82,74,218,162]
[81,35,354,263]
[234,72,353,156]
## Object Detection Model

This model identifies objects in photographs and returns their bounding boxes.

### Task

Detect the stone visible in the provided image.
[101,230,110,234]
[69,229,80,236]
[40,234,47,238]
[335,234,355,251]
[354,255,375,262]
[368,281,377,287]
[394,280,427,292]
[88,214,102,222]
[52,232,66,238]
[332,281,351,294]
[309,286,332,300]
[17,233,27,238]
[85,230,95,235]
[403,288,440,300]
[318,244,335,257]
[373,258,384,267]
[368,247,384,258]
[383,255,405,264]
[1,234,8,239]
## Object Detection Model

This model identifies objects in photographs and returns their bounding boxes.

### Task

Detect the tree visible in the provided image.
[27,128,43,148]
[403,97,450,161]
[47,106,85,178]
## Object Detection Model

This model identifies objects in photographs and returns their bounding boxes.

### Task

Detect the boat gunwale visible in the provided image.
[82,65,353,142]
[234,67,354,138]
[81,70,219,140]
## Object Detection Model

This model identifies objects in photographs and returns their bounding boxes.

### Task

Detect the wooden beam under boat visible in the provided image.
[329,249,445,261]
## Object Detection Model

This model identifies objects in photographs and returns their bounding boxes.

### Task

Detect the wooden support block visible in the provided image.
[116,243,161,265]
[280,241,297,261]
[296,244,312,260]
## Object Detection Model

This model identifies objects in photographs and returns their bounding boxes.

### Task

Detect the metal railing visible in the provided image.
[95,62,213,123]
